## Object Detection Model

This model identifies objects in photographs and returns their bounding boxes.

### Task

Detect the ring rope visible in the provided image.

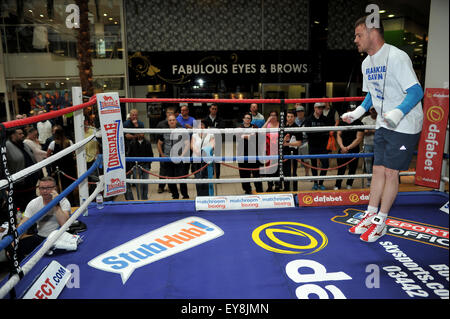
[1,95,96,130]
[119,96,365,105]
[0,134,97,190]
[123,125,376,134]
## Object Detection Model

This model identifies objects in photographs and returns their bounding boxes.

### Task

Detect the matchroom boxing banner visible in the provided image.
[97,92,127,198]
[415,88,449,189]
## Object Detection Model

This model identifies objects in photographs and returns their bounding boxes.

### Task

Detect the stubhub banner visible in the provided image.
[97,92,126,198]
[195,194,295,211]
[88,217,224,284]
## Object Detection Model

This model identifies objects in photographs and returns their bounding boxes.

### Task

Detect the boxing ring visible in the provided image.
[0,92,448,300]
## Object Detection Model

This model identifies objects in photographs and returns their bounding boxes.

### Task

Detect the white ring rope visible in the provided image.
[123,125,376,134]
[0,133,97,191]
[0,177,104,299]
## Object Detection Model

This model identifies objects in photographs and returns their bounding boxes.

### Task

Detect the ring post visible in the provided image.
[73,86,89,206]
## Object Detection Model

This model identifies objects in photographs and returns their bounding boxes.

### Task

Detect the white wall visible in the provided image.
[425,0,449,89]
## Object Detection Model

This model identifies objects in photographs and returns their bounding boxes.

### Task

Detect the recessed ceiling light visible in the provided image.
[388,14,395,18]
[40,14,44,17]
[103,13,108,17]
[379,10,386,14]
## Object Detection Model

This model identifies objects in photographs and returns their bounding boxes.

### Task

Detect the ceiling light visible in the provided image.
[379,10,386,14]
[40,14,44,17]
[28,10,33,13]
[108,17,113,21]
[103,13,108,16]
[388,14,395,18]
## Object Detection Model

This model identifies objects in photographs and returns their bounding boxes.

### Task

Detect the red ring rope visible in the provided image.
[1,95,97,129]
[120,96,364,104]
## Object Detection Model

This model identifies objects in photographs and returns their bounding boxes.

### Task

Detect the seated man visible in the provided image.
[17,176,71,261]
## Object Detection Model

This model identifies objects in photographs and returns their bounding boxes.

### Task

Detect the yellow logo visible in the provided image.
[426,106,444,123]
[252,222,328,254]
[302,195,313,205]
[349,193,360,203]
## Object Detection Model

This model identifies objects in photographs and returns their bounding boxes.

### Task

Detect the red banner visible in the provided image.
[415,88,449,188]
[297,190,370,207]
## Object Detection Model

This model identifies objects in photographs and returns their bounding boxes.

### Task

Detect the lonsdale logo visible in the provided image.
[426,105,444,123]
[252,222,328,254]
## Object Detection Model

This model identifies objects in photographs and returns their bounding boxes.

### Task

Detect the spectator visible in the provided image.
[44,92,54,112]
[17,176,70,262]
[303,103,334,190]
[51,91,63,110]
[294,104,311,177]
[262,110,280,192]
[237,113,263,194]
[176,105,195,129]
[156,106,182,193]
[24,127,47,163]
[176,105,195,189]
[191,120,215,196]
[36,110,53,148]
[127,133,154,200]
[46,125,77,205]
[361,107,377,187]
[323,98,340,127]
[334,105,365,190]
[6,127,41,212]
[157,114,190,199]
[35,92,46,108]
[249,103,265,128]
[282,111,303,191]
[203,103,224,179]
[123,108,145,200]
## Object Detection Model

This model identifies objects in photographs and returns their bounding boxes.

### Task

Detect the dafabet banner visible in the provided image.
[415,88,449,189]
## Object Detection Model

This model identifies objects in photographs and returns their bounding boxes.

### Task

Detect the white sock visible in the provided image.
[367,206,378,214]
[377,212,388,221]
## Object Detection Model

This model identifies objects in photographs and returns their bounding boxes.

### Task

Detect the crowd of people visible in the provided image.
[124,101,377,200]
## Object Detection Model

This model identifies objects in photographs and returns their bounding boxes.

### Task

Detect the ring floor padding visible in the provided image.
[6,191,449,299]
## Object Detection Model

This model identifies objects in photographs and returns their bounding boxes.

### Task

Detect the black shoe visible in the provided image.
[266,186,273,192]
[274,187,281,192]
[158,188,164,193]
[172,195,179,199]
[182,196,189,199]
[244,190,252,195]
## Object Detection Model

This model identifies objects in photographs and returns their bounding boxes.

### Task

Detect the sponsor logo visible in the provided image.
[252,221,328,254]
[298,191,370,206]
[332,209,449,249]
[22,261,71,299]
[88,217,224,284]
[99,95,120,114]
[104,120,124,173]
[106,178,126,195]
[415,88,449,188]
[196,194,294,211]
[426,105,445,123]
